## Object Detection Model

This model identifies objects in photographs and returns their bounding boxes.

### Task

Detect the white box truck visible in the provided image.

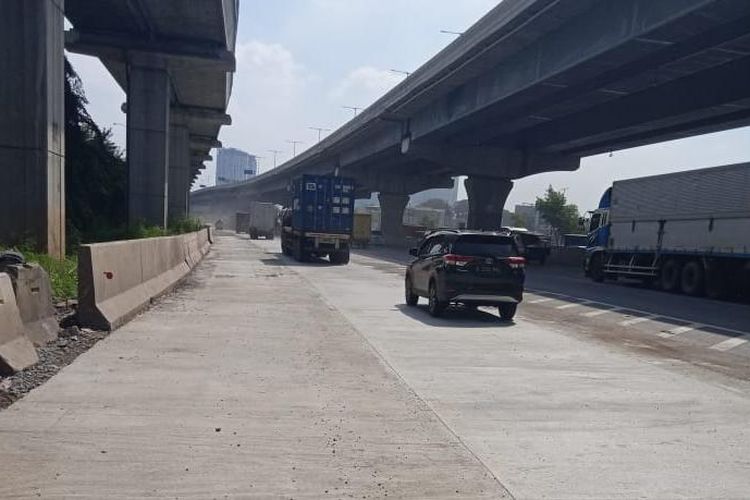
[584,163,750,299]
[248,202,278,240]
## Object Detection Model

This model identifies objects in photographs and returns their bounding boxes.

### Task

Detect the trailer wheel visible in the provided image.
[589,254,605,283]
[660,258,682,292]
[294,239,307,262]
[680,260,705,296]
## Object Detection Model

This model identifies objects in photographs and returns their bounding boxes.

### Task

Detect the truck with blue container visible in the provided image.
[584,163,750,299]
[281,174,355,264]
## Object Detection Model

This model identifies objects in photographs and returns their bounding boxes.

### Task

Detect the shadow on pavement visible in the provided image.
[395,303,515,328]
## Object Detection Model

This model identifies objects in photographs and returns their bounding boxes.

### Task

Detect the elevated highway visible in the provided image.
[192,0,750,243]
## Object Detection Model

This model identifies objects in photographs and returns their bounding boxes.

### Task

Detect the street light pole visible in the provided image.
[342,105,362,117]
[286,140,303,157]
[308,126,331,143]
[268,149,282,169]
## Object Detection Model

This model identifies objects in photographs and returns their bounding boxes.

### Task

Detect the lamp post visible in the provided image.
[268,149,282,169]
[286,140,303,157]
[342,105,362,117]
[309,126,331,143]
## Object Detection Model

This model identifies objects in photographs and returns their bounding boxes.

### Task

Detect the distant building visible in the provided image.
[215,148,257,186]
[353,179,459,212]
[408,180,459,207]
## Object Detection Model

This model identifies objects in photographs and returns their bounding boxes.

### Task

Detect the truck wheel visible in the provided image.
[405,275,419,306]
[428,281,446,317]
[590,254,605,283]
[330,251,350,265]
[680,260,705,296]
[660,258,682,292]
[498,303,517,321]
[294,240,307,262]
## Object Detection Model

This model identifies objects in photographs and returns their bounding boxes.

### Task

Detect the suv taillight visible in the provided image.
[443,254,474,267]
[506,256,526,269]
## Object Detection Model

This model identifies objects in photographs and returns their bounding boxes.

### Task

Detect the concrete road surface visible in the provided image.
[2,233,749,499]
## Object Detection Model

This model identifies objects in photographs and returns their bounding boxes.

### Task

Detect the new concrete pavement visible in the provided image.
[0,235,508,499]
[2,233,749,498]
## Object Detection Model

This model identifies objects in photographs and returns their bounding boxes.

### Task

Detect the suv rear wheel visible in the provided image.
[498,303,517,321]
[428,281,446,317]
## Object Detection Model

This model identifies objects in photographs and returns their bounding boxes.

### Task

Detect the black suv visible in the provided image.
[404,231,526,320]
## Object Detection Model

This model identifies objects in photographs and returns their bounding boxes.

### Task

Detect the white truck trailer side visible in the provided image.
[584,163,750,299]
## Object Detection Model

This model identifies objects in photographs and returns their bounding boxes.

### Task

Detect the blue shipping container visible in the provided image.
[291,175,355,233]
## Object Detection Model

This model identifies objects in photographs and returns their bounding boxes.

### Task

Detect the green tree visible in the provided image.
[535,186,580,245]
[64,58,127,250]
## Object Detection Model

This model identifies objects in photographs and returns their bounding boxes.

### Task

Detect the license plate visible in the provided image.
[479,266,495,273]
[319,238,336,244]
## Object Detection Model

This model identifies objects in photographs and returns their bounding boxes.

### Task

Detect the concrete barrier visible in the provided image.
[78,228,212,331]
[3,264,58,345]
[0,273,38,374]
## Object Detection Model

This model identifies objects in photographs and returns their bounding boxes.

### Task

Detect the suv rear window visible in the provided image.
[452,235,517,258]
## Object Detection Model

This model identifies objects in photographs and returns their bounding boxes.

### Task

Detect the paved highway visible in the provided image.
[1,233,748,498]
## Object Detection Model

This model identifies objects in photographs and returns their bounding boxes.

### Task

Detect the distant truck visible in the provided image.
[235,212,250,234]
[248,202,277,240]
[584,163,750,299]
[281,174,355,264]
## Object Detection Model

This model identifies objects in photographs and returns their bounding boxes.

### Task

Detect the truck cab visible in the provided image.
[583,188,611,279]
[586,208,610,249]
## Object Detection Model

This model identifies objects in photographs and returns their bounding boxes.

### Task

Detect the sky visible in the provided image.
[66,0,750,213]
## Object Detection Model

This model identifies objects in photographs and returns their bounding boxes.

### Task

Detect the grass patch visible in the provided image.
[2,218,204,302]
[1,248,78,302]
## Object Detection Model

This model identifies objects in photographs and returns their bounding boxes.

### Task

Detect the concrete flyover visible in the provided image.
[191,0,750,243]
[0,0,238,258]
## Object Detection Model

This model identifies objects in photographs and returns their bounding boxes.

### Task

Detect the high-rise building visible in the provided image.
[215,148,257,186]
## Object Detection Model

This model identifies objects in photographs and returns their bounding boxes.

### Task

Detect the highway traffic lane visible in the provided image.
[354,246,750,334]
[352,245,750,380]
[523,265,750,334]
[257,239,750,499]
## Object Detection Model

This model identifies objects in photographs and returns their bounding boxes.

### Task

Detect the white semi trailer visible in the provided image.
[584,163,750,299]
[248,202,278,240]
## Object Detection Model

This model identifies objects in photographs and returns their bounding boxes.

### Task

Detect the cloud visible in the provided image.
[329,66,403,105]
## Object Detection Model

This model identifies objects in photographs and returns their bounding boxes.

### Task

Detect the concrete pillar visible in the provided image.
[167,125,190,221]
[126,57,170,228]
[378,192,409,246]
[0,0,65,258]
[464,176,513,231]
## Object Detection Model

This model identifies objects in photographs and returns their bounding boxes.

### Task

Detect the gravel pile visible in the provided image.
[0,309,109,410]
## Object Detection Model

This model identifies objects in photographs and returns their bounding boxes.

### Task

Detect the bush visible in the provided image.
[1,247,78,302]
